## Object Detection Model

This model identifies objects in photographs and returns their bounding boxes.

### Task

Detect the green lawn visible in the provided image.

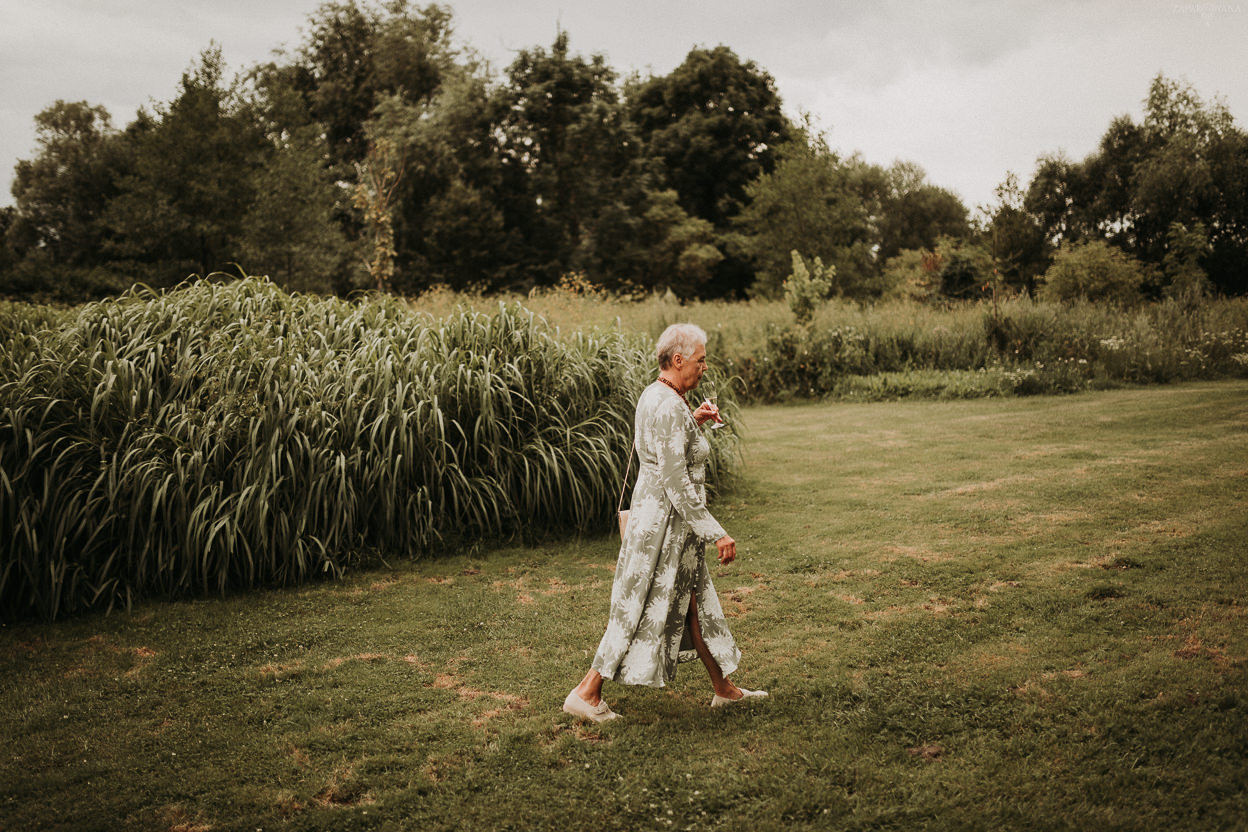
[3,382,1246,831]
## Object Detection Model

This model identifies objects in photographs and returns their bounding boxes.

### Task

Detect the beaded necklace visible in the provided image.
[657,376,692,411]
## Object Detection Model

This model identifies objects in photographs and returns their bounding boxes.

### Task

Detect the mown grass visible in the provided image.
[2,382,1245,830]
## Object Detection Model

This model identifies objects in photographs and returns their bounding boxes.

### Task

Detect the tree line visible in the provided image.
[2,0,1245,303]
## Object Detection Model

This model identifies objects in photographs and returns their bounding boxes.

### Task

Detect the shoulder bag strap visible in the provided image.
[616,440,635,513]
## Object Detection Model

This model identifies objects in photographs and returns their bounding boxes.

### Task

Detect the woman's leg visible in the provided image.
[686,591,742,700]
[572,669,605,705]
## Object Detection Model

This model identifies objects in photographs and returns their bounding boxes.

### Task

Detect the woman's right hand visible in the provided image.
[715,534,736,565]
[692,400,719,426]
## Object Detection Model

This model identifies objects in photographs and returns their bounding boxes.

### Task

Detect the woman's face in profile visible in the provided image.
[675,344,707,391]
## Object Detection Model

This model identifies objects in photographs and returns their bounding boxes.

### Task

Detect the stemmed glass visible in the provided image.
[702,383,726,429]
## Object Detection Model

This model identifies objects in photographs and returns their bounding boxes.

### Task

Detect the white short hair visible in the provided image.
[655,323,707,370]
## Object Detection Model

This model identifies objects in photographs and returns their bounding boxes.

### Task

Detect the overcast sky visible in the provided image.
[2,0,1245,213]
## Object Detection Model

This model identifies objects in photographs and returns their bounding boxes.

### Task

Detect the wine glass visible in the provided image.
[702,383,726,429]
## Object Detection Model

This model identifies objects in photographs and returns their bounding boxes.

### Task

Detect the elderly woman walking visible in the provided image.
[563,323,767,722]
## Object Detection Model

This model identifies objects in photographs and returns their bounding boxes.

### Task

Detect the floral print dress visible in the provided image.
[590,381,741,687]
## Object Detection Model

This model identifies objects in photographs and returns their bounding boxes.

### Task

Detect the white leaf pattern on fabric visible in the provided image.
[590,382,740,687]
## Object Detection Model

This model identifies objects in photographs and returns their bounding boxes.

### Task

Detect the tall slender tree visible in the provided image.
[628,46,790,295]
[102,47,264,284]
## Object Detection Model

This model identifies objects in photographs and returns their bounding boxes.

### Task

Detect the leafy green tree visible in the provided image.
[1162,220,1212,300]
[1129,76,1247,292]
[985,172,1049,294]
[626,189,723,296]
[1037,239,1156,304]
[877,161,970,262]
[494,31,639,285]
[102,48,264,284]
[878,247,935,301]
[732,130,879,299]
[935,235,994,300]
[628,46,790,296]
[628,46,789,228]
[353,137,405,292]
[235,69,352,292]
[358,66,516,293]
[1022,75,1248,295]
[784,251,833,325]
[0,207,20,290]
[1024,152,1114,249]
[8,101,126,273]
[289,0,456,168]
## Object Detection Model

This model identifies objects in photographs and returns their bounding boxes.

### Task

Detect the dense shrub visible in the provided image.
[0,278,740,621]
[1038,240,1158,304]
[724,296,1247,401]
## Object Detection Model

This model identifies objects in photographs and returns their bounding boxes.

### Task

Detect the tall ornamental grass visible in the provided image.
[0,278,740,622]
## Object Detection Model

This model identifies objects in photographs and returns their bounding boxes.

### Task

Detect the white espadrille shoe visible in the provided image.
[563,690,620,723]
[711,688,769,708]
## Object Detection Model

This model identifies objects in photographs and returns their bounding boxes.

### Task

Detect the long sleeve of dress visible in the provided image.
[651,396,727,544]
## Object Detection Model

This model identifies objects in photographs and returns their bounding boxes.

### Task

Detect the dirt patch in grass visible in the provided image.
[472,698,529,728]
[879,544,952,563]
[272,790,304,818]
[160,804,214,832]
[323,653,387,670]
[287,743,313,770]
[541,722,612,750]
[1010,679,1054,700]
[908,744,943,761]
[961,643,1030,672]
[1135,519,1196,538]
[492,574,603,606]
[863,597,956,619]
[970,580,1024,609]
[724,583,767,617]
[422,752,473,783]
[1011,667,1087,700]
[1173,611,1243,668]
[1009,510,1093,535]
[803,568,880,587]
[61,636,158,679]
[935,473,1041,497]
[2,636,48,660]
[1011,444,1080,460]
[258,660,307,679]
[427,657,530,725]
[578,559,617,572]
[312,765,374,809]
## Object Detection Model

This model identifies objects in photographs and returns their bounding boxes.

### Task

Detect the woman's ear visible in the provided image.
[672,352,684,368]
